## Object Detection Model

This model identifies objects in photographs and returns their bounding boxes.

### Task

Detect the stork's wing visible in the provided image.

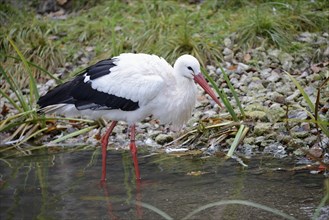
[37,53,172,112]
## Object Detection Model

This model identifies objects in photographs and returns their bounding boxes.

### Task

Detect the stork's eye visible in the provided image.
[187,66,194,72]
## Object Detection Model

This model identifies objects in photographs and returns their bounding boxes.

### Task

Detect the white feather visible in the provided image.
[89,53,172,106]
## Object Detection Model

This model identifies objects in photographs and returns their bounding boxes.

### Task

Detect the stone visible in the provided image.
[223,38,232,48]
[266,103,286,123]
[263,143,287,158]
[155,134,173,145]
[236,63,250,73]
[291,131,310,139]
[266,91,285,104]
[223,48,233,55]
[245,103,268,112]
[288,109,308,120]
[278,52,294,70]
[253,123,272,135]
[267,71,280,82]
[245,111,267,121]
[260,68,272,78]
[248,81,265,91]
[309,146,323,158]
[285,90,300,102]
[243,137,256,145]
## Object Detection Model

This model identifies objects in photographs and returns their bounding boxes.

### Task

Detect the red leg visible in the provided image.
[101,121,118,183]
[130,124,141,180]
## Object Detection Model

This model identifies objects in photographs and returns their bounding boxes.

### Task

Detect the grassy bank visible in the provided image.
[1,0,328,78]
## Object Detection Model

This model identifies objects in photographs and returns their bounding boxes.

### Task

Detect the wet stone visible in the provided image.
[263,143,287,158]
[155,134,174,145]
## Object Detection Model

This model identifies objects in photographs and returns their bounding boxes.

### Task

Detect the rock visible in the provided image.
[266,71,280,82]
[288,138,308,151]
[242,144,258,157]
[266,91,285,104]
[278,52,294,70]
[254,136,265,144]
[263,143,287,158]
[266,103,285,123]
[288,109,308,119]
[223,38,232,48]
[323,46,329,56]
[291,131,310,139]
[309,146,323,158]
[248,81,265,91]
[268,49,281,58]
[246,111,267,121]
[293,148,307,156]
[272,122,287,133]
[243,137,256,145]
[253,123,272,135]
[223,48,233,55]
[155,134,173,145]
[304,135,318,146]
[260,68,272,79]
[297,32,317,43]
[285,90,300,102]
[224,53,234,62]
[236,63,250,73]
[276,82,293,94]
[245,103,268,112]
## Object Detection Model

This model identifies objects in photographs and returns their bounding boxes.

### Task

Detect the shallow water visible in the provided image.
[0,148,328,220]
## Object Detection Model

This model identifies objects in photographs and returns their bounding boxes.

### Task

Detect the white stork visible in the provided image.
[37,53,223,181]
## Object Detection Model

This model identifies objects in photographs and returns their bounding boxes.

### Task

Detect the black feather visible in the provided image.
[37,58,140,111]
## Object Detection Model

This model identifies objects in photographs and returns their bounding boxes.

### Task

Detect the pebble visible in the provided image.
[155,134,174,145]
[263,143,287,158]
[253,123,272,135]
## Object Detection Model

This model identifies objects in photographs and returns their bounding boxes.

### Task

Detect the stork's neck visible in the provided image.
[154,74,197,128]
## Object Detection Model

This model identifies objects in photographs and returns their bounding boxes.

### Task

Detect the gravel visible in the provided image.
[1,31,329,163]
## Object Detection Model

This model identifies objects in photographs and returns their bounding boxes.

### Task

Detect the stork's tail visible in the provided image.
[37,78,81,115]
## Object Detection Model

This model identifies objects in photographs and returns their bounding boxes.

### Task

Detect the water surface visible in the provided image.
[0,148,328,220]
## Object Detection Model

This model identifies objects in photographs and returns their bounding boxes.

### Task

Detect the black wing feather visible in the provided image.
[37,58,139,111]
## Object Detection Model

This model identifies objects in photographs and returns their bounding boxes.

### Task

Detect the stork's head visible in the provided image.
[174,54,223,108]
[174,54,201,79]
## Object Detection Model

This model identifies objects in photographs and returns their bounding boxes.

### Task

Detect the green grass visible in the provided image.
[285,71,329,139]
[2,0,328,86]
[0,40,97,155]
[232,1,329,50]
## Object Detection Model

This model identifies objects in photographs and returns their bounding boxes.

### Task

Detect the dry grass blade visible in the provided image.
[164,121,235,148]
[50,125,98,144]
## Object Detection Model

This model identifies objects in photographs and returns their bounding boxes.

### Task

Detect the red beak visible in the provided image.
[194,73,223,108]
